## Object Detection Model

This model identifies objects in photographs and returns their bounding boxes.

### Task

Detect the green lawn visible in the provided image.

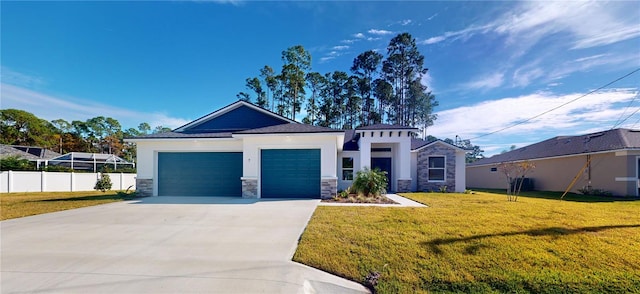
[1,191,136,220]
[293,191,640,293]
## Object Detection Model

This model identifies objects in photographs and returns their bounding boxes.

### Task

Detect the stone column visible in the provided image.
[241,178,258,198]
[136,178,153,196]
[321,178,337,199]
[397,179,412,193]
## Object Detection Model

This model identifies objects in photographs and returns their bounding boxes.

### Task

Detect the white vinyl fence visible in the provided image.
[0,171,136,193]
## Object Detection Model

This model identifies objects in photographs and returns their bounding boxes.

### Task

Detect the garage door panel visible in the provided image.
[158,152,242,196]
[261,149,320,198]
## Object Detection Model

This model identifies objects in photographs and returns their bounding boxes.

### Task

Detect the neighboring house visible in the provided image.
[126,101,466,198]
[467,128,640,197]
[0,145,61,161]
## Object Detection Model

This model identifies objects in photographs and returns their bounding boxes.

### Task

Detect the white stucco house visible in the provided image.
[126,101,466,198]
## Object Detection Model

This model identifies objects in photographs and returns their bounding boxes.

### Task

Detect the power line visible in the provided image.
[469,67,640,140]
[612,106,640,129]
[611,92,640,129]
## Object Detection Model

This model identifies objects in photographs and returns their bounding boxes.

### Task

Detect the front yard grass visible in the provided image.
[1,191,135,220]
[293,191,640,293]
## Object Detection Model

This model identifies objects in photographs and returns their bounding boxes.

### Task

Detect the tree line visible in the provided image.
[0,108,170,162]
[237,32,438,134]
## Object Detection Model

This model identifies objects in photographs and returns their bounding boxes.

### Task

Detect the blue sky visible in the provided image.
[2,1,639,155]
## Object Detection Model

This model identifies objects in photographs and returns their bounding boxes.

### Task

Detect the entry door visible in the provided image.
[371,157,392,191]
[637,157,640,196]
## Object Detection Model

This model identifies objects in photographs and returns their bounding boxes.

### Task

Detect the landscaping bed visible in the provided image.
[294,191,640,293]
[322,193,398,204]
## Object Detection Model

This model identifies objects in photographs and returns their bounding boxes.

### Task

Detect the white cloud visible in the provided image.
[340,39,357,44]
[332,45,349,50]
[427,13,438,21]
[461,72,504,90]
[1,67,45,88]
[0,83,189,129]
[368,29,394,35]
[427,88,639,155]
[420,1,639,53]
[366,37,381,41]
[400,19,412,26]
[353,33,365,39]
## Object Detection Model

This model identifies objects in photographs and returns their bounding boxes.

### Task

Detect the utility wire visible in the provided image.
[611,92,640,129]
[612,106,640,129]
[468,67,640,140]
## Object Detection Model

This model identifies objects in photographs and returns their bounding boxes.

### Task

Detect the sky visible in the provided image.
[2,1,639,156]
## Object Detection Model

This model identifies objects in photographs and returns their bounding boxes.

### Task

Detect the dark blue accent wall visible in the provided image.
[184,105,290,133]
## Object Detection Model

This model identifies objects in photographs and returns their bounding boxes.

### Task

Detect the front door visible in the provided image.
[371,157,392,191]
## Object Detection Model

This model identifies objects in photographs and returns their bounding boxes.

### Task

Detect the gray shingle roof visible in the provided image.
[129,132,234,139]
[356,123,418,130]
[0,145,61,160]
[234,123,342,134]
[469,128,640,166]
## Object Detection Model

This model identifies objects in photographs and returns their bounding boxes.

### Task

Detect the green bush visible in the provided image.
[351,167,388,197]
[0,156,35,171]
[41,165,73,172]
[94,172,113,192]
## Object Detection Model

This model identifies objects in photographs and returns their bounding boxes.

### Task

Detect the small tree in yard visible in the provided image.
[497,161,535,202]
[352,167,388,197]
[94,172,112,192]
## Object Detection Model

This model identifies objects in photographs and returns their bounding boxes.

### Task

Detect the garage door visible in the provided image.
[261,149,321,198]
[158,152,242,196]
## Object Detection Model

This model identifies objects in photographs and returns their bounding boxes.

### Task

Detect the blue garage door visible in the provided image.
[261,149,321,198]
[158,152,242,196]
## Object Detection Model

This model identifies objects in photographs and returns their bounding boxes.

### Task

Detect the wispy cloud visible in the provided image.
[1,83,189,129]
[368,29,394,36]
[399,19,412,26]
[461,72,504,91]
[421,1,639,53]
[332,45,349,51]
[353,33,365,39]
[1,67,46,88]
[427,13,438,21]
[427,88,639,155]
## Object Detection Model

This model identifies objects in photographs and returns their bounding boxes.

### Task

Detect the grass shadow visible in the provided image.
[471,189,640,203]
[423,224,640,254]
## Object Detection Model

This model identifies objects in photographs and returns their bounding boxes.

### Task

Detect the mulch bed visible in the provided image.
[322,194,398,204]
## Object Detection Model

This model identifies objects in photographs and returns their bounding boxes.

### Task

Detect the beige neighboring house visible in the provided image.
[467,128,640,197]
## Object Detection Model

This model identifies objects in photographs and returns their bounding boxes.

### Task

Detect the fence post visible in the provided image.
[8,170,13,193]
[41,170,46,192]
[70,172,74,192]
[120,173,124,190]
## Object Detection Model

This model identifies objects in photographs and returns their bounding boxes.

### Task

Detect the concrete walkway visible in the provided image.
[319,194,427,207]
[1,197,368,294]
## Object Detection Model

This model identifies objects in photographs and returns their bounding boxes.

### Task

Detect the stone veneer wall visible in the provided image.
[136,178,153,197]
[321,178,337,199]
[397,179,412,193]
[417,145,457,192]
[242,178,258,198]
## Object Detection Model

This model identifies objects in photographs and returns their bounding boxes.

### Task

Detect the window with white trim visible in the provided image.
[342,157,354,181]
[428,156,445,181]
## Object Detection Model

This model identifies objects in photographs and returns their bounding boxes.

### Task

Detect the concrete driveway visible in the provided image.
[1,197,368,293]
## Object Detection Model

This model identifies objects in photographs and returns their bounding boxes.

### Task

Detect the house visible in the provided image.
[466,128,640,197]
[126,101,466,198]
[0,145,61,161]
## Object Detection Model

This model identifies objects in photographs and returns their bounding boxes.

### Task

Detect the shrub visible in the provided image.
[41,165,73,172]
[578,187,613,197]
[439,185,448,193]
[94,172,112,192]
[0,156,35,171]
[351,167,388,197]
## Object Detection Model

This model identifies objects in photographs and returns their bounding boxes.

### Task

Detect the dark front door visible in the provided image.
[371,157,392,191]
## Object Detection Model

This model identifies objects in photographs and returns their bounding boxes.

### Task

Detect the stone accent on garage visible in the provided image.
[321,178,337,199]
[397,179,412,193]
[417,144,457,192]
[241,178,258,198]
[136,178,153,197]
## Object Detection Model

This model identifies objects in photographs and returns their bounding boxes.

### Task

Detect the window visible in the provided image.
[428,156,445,181]
[490,167,497,172]
[342,157,354,180]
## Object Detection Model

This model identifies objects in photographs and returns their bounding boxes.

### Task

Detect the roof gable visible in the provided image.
[411,139,465,152]
[175,101,295,134]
